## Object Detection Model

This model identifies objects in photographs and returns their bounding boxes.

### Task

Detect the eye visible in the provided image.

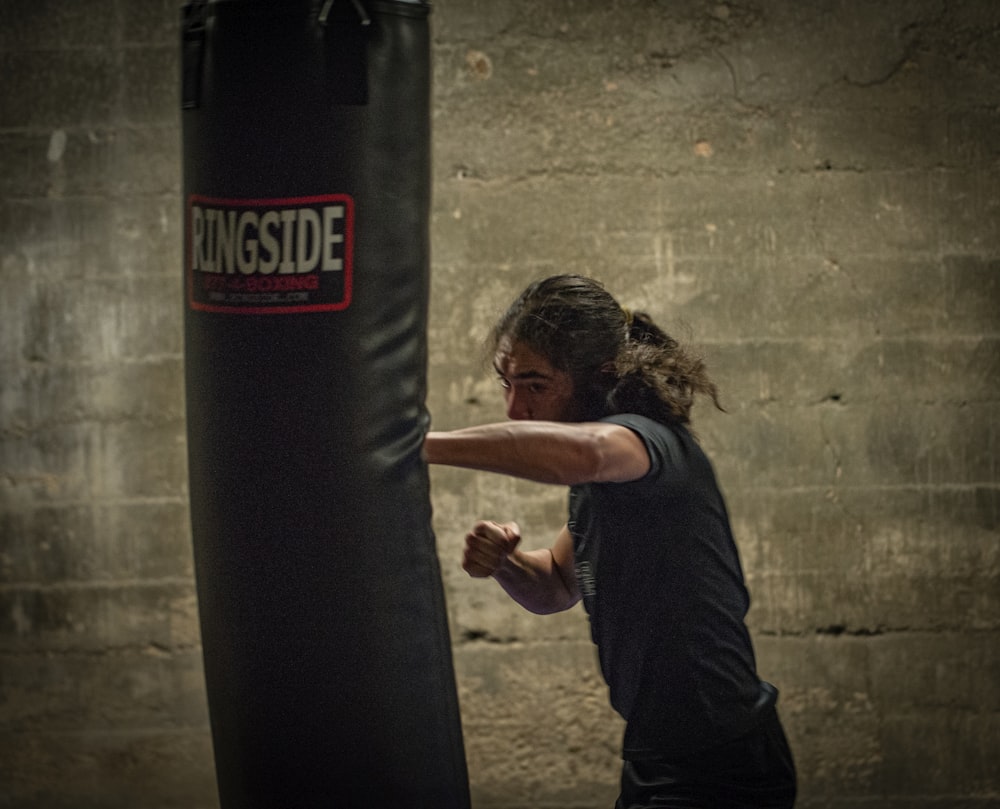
[497,375,511,390]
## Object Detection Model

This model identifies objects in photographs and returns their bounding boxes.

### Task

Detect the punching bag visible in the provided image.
[180,2,470,807]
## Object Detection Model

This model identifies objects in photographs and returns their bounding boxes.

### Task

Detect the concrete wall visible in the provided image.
[1,1,997,807]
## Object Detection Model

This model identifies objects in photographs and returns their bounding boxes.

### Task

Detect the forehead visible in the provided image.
[494,336,561,378]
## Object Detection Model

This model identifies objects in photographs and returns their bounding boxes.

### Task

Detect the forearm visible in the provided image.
[493,547,580,615]
[425,421,626,485]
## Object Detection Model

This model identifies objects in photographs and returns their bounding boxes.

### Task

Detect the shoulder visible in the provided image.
[599,413,695,481]
[600,413,683,449]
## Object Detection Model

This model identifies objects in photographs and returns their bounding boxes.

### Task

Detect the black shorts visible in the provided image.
[615,708,797,809]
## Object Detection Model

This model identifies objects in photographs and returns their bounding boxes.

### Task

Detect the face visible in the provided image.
[493,336,578,421]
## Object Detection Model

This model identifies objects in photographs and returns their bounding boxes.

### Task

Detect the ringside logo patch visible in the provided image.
[186,194,354,314]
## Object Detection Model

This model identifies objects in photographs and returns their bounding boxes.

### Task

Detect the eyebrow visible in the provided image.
[493,361,552,381]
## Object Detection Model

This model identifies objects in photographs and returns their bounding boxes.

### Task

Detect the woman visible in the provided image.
[425,275,796,808]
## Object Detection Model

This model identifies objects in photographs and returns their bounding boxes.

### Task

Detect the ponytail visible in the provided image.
[609,311,723,427]
[491,276,723,428]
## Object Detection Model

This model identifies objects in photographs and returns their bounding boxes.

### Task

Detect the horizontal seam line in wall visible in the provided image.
[1,191,181,203]
[0,356,184,373]
[695,334,1000,346]
[752,625,1000,637]
[0,726,213,739]
[0,121,178,131]
[733,483,1000,493]
[0,496,189,507]
[0,577,196,593]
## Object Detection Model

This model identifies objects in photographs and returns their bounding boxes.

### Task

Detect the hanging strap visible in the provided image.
[319,0,372,26]
[181,0,208,109]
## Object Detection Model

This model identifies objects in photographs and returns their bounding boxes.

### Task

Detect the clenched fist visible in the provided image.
[462,520,521,578]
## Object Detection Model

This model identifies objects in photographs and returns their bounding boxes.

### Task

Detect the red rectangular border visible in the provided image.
[186,193,354,315]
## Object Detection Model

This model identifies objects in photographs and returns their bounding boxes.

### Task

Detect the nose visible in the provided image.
[505,388,531,420]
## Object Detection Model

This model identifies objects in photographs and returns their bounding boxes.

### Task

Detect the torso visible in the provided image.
[568,414,769,759]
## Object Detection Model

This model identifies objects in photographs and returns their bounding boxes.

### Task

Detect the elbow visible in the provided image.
[554,427,621,485]
[526,592,581,616]
[573,423,649,484]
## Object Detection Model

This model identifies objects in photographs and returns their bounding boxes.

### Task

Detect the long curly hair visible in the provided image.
[488,275,722,427]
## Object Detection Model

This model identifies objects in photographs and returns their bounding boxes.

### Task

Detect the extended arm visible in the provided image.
[425,420,650,485]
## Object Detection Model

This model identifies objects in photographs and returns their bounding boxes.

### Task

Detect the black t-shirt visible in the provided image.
[568,413,772,760]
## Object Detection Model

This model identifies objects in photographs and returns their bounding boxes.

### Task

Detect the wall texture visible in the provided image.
[1,1,998,808]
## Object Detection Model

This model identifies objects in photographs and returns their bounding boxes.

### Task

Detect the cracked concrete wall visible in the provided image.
[1,1,998,808]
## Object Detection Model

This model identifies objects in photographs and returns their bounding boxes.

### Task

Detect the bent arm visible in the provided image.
[493,524,580,615]
[425,420,650,485]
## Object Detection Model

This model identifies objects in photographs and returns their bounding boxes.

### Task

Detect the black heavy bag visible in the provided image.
[181,2,470,806]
